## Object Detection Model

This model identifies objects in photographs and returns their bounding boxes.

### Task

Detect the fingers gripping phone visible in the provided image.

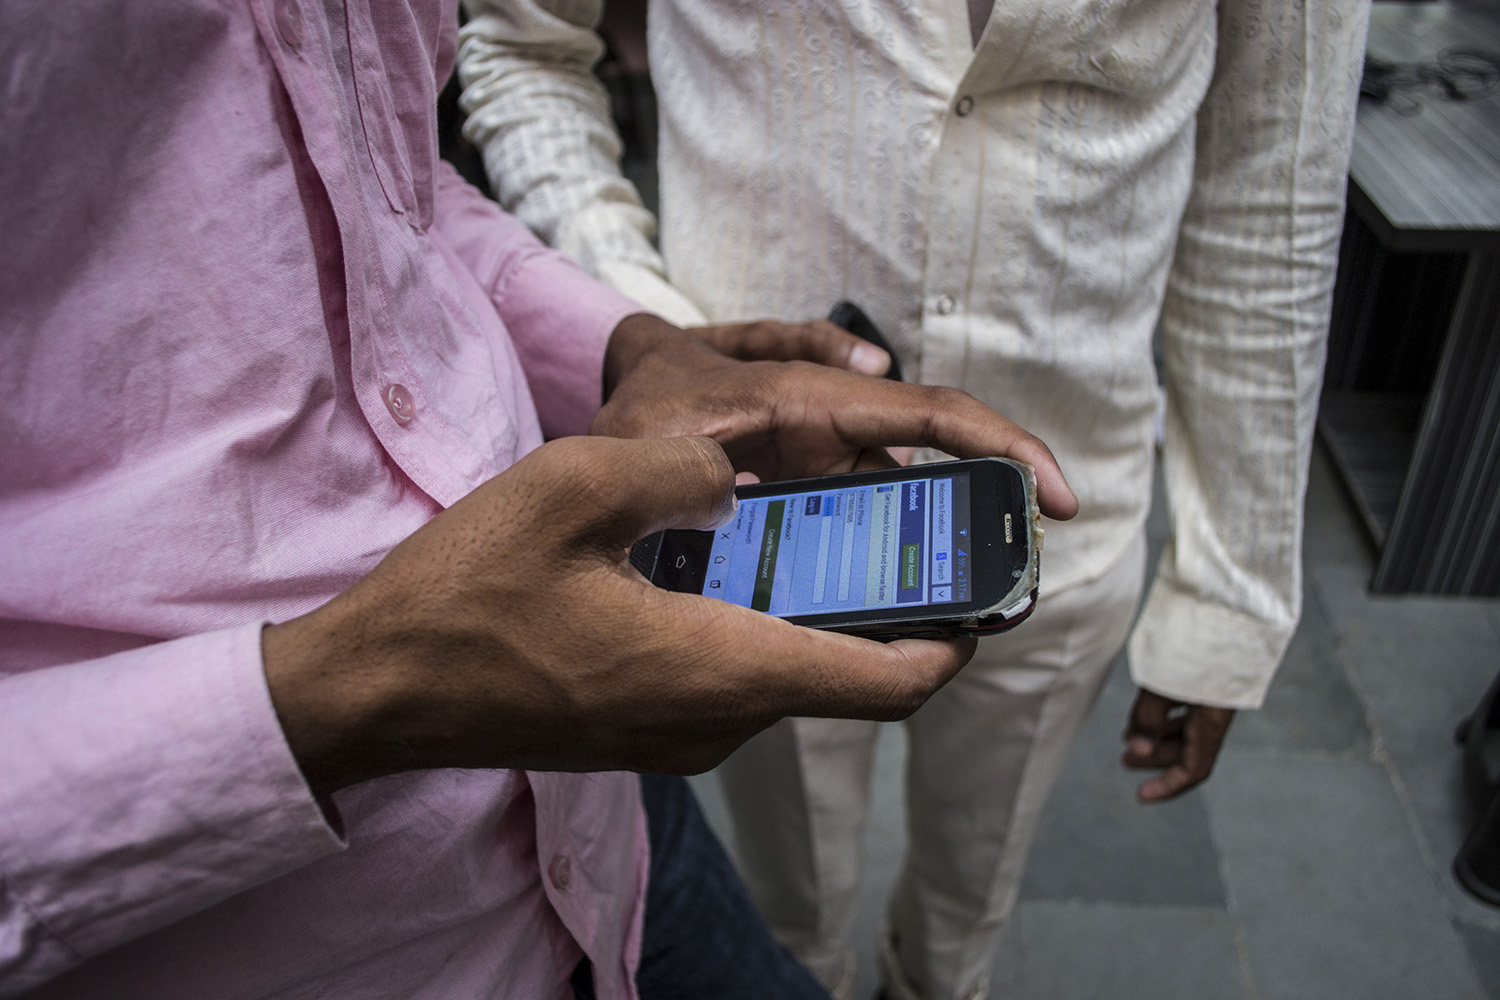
[828,300,903,382]
[630,458,1043,639]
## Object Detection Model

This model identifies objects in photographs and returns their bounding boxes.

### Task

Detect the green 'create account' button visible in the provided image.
[902,543,920,589]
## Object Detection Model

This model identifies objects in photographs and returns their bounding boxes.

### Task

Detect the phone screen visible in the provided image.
[702,473,972,617]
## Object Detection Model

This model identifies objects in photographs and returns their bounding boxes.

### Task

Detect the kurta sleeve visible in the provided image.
[456,0,708,326]
[1128,0,1371,708]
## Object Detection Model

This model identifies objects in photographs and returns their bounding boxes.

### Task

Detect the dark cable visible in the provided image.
[1360,47,1500,114]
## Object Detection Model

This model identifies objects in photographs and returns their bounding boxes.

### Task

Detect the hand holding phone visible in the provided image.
[265,435,981,788]
[632,457,1041,639]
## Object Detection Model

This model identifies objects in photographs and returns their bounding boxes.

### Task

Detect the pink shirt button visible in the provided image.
[548,855,572,892]
[273,0,304,51]
[383,383,416,425]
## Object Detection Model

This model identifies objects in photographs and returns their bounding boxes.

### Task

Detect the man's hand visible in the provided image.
[1121,689,1236,802]
[598,313,1078,518]
[262,435,976,797]
[690,318,893,376]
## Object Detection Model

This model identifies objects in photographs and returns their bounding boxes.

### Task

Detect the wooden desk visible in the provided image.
[1320,1,1500,594]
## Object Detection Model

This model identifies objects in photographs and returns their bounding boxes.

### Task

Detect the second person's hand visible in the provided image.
[1121,688,1236,802]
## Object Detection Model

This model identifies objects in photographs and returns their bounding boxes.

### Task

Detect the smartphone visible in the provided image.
[630,458,1042,639]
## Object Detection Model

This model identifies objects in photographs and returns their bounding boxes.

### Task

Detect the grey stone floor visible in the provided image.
[690,440,1500,999]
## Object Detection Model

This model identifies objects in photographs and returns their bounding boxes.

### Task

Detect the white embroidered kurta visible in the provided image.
[457,0,1370,709]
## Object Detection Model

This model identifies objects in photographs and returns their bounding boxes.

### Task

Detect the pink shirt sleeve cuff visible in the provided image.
[0,624,343,988]
[494,255,643,438]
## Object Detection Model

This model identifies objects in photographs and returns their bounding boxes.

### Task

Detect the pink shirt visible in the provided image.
[0,2,647,997]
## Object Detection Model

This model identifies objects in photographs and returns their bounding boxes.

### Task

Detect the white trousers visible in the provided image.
[716,532,1146,1000]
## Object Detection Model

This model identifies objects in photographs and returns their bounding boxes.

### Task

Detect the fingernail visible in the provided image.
[1127,737,1153,756]
[708,493,739,529]
[849,342,888,375]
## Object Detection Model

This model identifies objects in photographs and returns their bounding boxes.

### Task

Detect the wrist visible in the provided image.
[604,312,696,399]
[261,592,416,796]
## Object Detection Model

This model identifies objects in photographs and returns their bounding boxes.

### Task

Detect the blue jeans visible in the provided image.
[571,773,832,1000]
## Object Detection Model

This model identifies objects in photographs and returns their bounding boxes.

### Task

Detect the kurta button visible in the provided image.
[935,295,956,316]
[274,0,305,51]
[548,855,573,892]
[954,95,974,117]
[383,383,415,425]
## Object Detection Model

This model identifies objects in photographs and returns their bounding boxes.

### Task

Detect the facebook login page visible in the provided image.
[702,474,973,617]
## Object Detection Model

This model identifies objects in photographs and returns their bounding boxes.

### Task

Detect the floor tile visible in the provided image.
[1232,580,1371,754]
[1303,439,1383,570]
[1021,657,1226,908]
[1309,566,1500,738]
[1391,753,1500,928]
[1205,750,1484,1000]
[1341,613,1497,758]
[1307,556,1500,922]
[1310,563,1500,769]
[1003,900,1249,1000]
[1457,919,1500,1000]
